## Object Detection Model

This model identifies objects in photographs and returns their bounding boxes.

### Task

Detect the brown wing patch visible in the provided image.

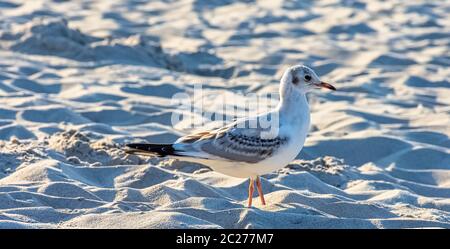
[179,128,227,143]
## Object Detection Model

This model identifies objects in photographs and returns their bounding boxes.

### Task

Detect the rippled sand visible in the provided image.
[0,0,449,228]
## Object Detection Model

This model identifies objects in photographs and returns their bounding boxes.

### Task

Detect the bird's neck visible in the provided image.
[277,86,310,123]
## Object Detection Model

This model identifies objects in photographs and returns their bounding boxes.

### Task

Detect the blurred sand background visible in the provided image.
[0,0,449,228]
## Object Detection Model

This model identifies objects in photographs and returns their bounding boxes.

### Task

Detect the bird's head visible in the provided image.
[281,65,336,94]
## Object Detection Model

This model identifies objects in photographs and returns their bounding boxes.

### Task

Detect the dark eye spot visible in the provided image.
[304,75,312,81]
[292,76,299,85]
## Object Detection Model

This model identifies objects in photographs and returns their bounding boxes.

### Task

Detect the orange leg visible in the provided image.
[248,178,254,207]
[256,176,266,205]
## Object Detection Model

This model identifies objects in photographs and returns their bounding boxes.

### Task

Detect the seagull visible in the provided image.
[125,65,336,207]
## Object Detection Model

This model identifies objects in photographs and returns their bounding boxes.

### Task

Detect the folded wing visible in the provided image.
[173,119,288,163]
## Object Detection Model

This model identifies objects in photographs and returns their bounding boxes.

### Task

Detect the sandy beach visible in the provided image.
[0,0,449,228]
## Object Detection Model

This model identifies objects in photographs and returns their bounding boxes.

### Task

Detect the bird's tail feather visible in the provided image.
[125,143,179,157]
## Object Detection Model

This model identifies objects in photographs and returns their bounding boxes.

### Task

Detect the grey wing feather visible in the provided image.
[175,120,288,163]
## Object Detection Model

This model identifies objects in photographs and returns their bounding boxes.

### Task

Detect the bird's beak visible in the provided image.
[315,81,336,91]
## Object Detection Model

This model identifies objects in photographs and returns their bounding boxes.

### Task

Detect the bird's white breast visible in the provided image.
[253,111,311,176]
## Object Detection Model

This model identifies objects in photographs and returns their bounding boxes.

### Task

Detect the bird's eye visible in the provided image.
[292,76,299,85]
[304,75,312,82]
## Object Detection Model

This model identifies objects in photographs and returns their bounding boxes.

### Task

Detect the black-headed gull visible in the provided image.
[126,65,336,207]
